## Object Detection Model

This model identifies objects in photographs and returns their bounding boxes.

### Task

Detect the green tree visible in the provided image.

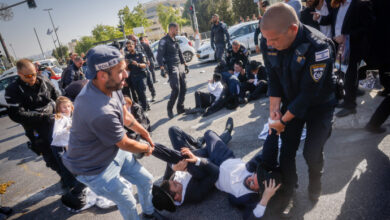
[75,36,96,54]
[157,4,190,33]
[92,24,122,42]
[232,0,258,21]
[118,4,152,35]
[52,45,68,62]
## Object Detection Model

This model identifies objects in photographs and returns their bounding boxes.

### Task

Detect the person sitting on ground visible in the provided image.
[185,73,226,117]
[151,118,282,219]
[224,61,247,107]
[239,60,268,103]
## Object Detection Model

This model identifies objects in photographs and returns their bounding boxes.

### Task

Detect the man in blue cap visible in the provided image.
[62,45,162,220]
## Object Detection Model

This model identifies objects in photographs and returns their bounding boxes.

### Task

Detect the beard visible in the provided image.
[105,77,124,91]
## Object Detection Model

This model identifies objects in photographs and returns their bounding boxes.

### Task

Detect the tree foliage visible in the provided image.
[52,45,68,62]
[232,0,259,21]
[157,4,190,33]
[92,25,122,42]
[74,36,96,54]
[118,4,152,35]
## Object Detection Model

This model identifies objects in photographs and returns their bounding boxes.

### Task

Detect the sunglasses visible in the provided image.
[22,73,37,79]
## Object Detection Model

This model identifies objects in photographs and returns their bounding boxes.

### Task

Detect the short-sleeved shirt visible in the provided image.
[62,81,126,176]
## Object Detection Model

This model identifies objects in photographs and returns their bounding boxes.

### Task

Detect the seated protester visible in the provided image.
[240,61,268,102]
[225,61,247,108]
[151,118,282,219]
[185,73,225,117]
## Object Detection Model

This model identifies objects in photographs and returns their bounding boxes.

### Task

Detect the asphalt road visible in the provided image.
[0,54,389,220]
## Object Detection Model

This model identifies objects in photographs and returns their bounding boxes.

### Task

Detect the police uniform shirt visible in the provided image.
[261,24,336,119]
[126,51,147,75]
[156,34,185,67]
[211,22,230,46]
[225,45,249,71]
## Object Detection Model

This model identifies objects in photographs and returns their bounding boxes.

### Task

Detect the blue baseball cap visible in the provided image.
[85,45,124,79]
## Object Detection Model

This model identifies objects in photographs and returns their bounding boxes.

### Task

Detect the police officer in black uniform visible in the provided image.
[210,14,230,62]
[140,36,157,84]
[260,3,336,216]
[5,59,60,175]
[126,40,149,111]
[61,56,84,89]
[224,40,250,73]
[157,23,189,119]
[128,34,156,101]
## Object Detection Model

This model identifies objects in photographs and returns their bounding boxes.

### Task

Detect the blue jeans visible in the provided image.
[76,150,154,220]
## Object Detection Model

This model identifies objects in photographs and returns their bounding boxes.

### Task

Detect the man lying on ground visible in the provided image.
[151,118,282,219]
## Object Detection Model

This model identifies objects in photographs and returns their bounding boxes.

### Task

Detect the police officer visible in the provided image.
[61,56,84,89]
[210,14,230,62]
[157,23,189,119]
[224,40,250,73]
[126,40,149,111]
[5,59,60,176]
[140,36,157,84]
[128,34,156,101]
[260,3,336,216]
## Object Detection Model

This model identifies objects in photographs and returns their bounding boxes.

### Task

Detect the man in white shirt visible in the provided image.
[151,119,282,219]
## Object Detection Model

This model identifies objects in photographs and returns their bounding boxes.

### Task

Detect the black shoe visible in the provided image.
[0,207,13,216]
[365,124,386,134]
[143,210,168,220]
[167,109,174,119]
[335,108,357,117]
[336,101,347,108]
[177,108,190,115]
[356,88,365,97]
[238,97,247,104]
[308,178,322,203]
[225,117,234,135]
[184,107,204,115]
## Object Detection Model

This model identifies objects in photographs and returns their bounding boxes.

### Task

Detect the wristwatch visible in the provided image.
[280,118,287,126]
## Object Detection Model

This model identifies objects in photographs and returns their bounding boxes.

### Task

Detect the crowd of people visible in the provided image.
[1,0,389,220]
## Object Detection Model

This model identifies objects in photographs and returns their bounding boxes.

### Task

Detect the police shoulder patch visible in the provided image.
[315,49,330,62]
[310,63,326,82]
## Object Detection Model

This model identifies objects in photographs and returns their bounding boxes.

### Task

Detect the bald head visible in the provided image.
[260,3,299,34]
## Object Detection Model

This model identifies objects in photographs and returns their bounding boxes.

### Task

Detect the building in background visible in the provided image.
[143,0,188,41]
[68,39,77,53]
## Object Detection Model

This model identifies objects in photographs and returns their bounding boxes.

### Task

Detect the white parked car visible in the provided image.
[197,20,260,63]
[151,35,197,66]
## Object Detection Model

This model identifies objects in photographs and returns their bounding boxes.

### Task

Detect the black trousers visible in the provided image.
[149,61,157,83]
[51,146,79,188]
[152,127,233,180]
[279,106,334,194]
[146,68,156,97]
[366,96,390,128]
[195,91,216,109]
[167,65,187,111]
[344,56,361,109]
[239,81,268,100]
[130,74,148,110]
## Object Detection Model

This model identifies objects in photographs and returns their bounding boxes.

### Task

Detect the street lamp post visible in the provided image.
[43,8,63,61]
[9,43,17,60]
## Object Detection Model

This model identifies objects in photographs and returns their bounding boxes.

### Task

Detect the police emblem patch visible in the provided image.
[315,49,330,62]
[310,63,326,82]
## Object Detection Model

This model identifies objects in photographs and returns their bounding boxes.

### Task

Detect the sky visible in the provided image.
[0,0,151,59]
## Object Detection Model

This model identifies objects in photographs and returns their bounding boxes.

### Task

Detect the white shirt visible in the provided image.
[208,81,224,101]
[51,114,72,147]
[335,0,352,37]
[316,1,332,38]
[215,158,266,218]
[173,171,192,206]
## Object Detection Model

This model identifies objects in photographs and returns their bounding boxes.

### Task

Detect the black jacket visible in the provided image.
[319,0,374,59]
[5,76,59,127]
[126,51,147,76]
[156,34,185,67]
[141,42,155,62]
[182,158,220,204]
[210,22,230,48]
[301,7,320,30]
[261,24,337,119]
[61,63,84,89]
[225,45,250,71]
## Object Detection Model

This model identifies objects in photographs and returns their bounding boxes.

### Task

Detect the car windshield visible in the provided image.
[151,41,159,53]
[0,76,18,91]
